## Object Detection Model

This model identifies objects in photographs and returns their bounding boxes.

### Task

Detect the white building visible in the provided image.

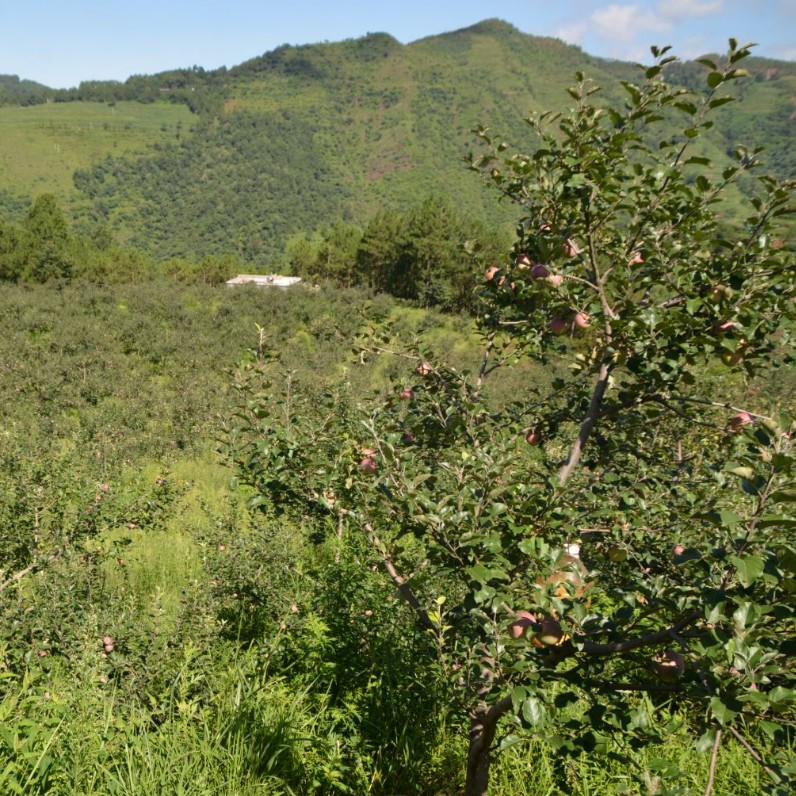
[225,274,303,288]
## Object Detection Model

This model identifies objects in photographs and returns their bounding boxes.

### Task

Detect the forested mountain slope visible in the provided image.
[1,19,794,263]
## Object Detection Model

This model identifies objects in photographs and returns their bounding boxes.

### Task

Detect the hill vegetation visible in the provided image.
[1,19,794,266]
[0,31,794,796]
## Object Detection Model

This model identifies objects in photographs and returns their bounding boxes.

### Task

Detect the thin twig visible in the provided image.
[727,726,782,785]
[704,728,722,796]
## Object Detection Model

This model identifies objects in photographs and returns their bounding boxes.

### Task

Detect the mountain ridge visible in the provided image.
[1,19,793,263]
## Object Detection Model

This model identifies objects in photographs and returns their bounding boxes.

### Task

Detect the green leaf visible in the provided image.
[695,727,718,753]
[707,72,724,88]
[523,696,547,727]
[730,555,765,587]
[710,696,738,725]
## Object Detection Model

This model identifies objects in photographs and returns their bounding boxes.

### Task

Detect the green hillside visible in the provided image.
[0,19,794,263]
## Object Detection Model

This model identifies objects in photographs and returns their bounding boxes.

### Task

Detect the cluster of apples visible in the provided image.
[485,250,592,338]
[508,611,567,647]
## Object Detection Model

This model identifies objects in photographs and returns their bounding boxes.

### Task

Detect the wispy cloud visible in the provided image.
[591,4,669,41]
[657,0,724,19]
[553,1,728,60]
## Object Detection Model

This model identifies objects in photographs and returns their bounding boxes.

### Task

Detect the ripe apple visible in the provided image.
[547,273,563,288]
[416,360,432,376]
[398,386,414,400]
[535,617,564,646]
[401,432,415,444]
[525,429,540,445]
[729,412,754,432]
[549,317,568,336]
[485,266,500,281]
[531,263,550,279]
[628,250,644,265]
[607,544,627,563]
[508,610,536,639]
[652,649,685,683]
[359,457,377,474]
[102,635,113,646]
[564,239,581,257]
[672,544,686,557]
[574,311,590,329]
[515,253,532,269]
[712,320,737,335]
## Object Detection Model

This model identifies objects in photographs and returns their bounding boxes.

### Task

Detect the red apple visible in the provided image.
[629,250,644,264]
[416,361,432,376]
[359,457,377,474]
[549,317,568,336]
[546,273,563,288]
[574,311,590,329]
[525,430,540,445]
[564,239,581,257]
[652,649,685,683]
[729,412,754,432]
[508,610,537,639]
[515,253,532,270]
[712,320,737,335]
[531,263,550,279]
[485,266,500,281]
[401,432,415,444]
[398,386,414,401]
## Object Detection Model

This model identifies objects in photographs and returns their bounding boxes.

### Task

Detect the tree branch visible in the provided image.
[704,728,722,796]
[364,524,436,633]
[559,358,613,486]
[580,610,701,656]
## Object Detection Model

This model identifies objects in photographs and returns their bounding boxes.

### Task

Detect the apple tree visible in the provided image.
[226,42,796,796]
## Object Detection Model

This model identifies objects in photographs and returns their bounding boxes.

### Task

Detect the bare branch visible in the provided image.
[704,728,722,796]
[727,726,783,786]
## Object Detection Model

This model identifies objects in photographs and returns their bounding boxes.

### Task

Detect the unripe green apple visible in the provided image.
[535,617,564,646]
[607,544,627,562]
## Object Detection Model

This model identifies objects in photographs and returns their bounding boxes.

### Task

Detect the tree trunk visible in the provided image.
[464,696,513,796]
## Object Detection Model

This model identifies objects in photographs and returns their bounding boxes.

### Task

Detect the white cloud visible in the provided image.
[590,4,670,42]
[554,20,589,45]
[657,0,724,19]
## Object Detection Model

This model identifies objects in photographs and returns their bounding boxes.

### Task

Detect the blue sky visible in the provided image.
[2,1,795,89]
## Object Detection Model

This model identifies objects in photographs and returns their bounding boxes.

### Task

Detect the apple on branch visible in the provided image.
[651,649,685,683]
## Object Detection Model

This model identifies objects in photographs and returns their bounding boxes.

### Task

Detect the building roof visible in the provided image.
[225,274,302,287]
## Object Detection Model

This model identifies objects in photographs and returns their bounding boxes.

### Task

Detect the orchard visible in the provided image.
[228,42,795,796]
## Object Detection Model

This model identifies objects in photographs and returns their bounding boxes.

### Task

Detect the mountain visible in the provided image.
[1,19,794,264]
